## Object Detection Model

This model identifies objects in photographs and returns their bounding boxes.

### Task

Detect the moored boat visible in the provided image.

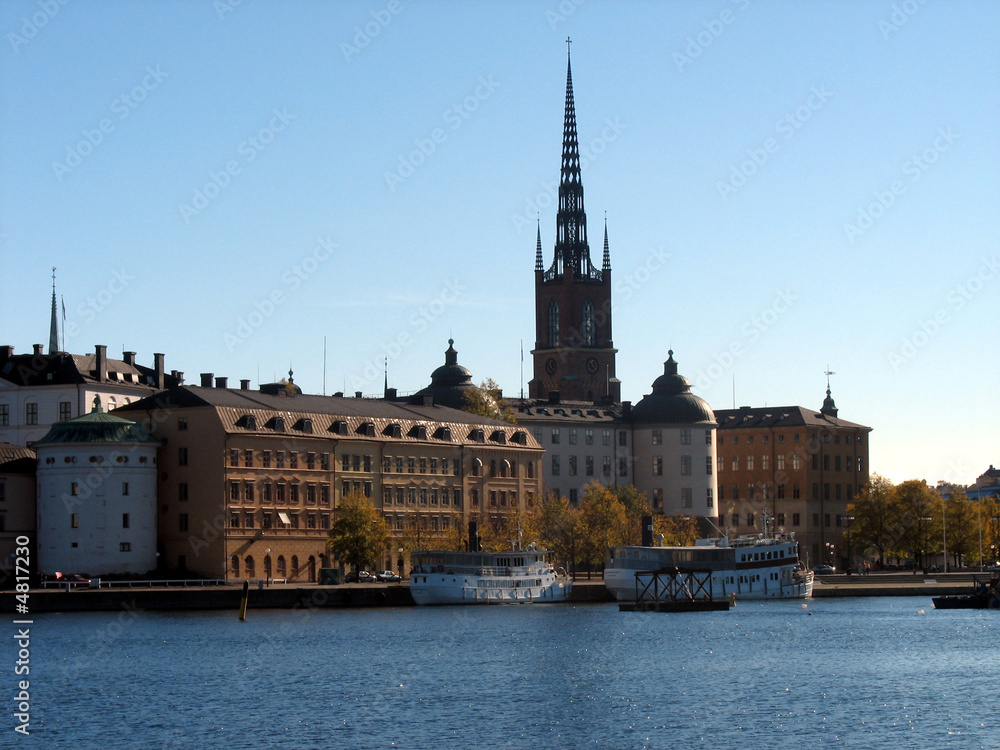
[932,576,1000,610]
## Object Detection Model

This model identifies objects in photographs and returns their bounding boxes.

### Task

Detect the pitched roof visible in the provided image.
[0,351,179,390]
[0,442,36,470]
[32,405,159,446]
[714,406,870,431]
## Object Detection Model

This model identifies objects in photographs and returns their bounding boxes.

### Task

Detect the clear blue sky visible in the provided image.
[2,0,998,486]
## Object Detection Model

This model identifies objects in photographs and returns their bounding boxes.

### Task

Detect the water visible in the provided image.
[12,597,1000,749]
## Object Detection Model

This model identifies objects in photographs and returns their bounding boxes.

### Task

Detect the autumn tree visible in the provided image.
[463,378,517,423]
[523,491,580,572]
[892,479,942,568]
[847,474,897,567]
[944,488,978,569]
[327,492,391,573]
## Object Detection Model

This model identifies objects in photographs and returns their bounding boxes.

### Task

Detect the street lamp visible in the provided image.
[918,517,932,572]
[942,502,948,574]
[844,515,855,574]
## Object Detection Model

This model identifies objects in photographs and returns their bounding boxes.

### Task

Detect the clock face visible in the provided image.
[586,357,599,374]
[545,358,557,375]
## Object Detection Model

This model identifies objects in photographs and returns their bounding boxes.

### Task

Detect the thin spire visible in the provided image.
[534,215,543,270]
[821,366,838,417]
[48,267,59,354]
[602,214,611,271]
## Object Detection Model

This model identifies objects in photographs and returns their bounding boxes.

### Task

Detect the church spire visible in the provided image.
[48,267,59,354]
[602,215,611,272]
[534,216,543,271]
[821,366,838,417]
[548,38,597,281]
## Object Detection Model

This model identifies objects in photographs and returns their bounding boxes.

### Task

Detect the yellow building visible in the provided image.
[117,381,543,580]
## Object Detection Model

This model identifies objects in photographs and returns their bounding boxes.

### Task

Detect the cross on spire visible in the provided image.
[824,365,836,390]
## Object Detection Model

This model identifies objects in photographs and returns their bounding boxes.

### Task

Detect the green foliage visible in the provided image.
[327,492,391,572]
[462,378,517,423]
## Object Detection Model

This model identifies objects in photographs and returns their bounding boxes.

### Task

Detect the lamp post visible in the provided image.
[918,517,932,572]
[942,501,948,573]
[825,542,835,569]
[844,515,855,574]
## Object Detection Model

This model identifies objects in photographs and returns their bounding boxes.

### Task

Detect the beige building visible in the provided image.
[0,444,36,586]
[117,380,543,580]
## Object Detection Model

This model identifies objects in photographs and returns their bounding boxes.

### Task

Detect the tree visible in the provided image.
[847,474,896,567]
[523,492,581,574]
[892,479,941,569]
[944,488,978,569]
[463,378,517,423]
[327,492,391,572]
[576,483,630,578]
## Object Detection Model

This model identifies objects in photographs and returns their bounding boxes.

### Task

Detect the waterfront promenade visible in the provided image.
[1,571,992,613]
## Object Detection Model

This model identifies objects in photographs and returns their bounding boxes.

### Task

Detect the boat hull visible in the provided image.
[410,575,572,605]
[604,567,812,603]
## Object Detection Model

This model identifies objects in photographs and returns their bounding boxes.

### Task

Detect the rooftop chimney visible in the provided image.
[0,346,12,366]
[215,376,228,389]
[200,373,213,388]
[547,391,560,405]
[241,379,250,391]
[95,345,107,383]
[123,351,136,367]
[33,344,44,356]
[154,353,165,389]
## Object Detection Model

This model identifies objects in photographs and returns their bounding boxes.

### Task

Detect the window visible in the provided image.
[618,431,627,447]
[602,430,611,446]
[262,450,271,468]
[229,449,239,467]
[823,454,830,471]
[603,456,611,477]
[585,456,594,476]
[584,429,594,445]
[551,429,560,445]
[548,300,559,346]
[245,482,255,502]
[277,451,285,468]
[651,430,662,446]
[567,429,577,446]
[230,513,240,528]
[307,484,316,505]
[122,513,130,528]
[793,483,801,499]
[679,429,691,445]
[569,489,578,504]
[706,488,713,508]
[290,483,299,504]
[419,457,427,474]
[178,447,188,466]
[582,299,595,345]
[179,513,189,531]
[791,454,801,470]
[618,457,628,477]
[652,456,663,476]
[652,488,663,509]
[71,482,79,496]
[321,453,330,470]
[307,452,316,470]
[732,484,739,500]
[290,452,299,469]
[731,514,739,527]
[25,403,38,425]
[568,456,577,476]
[762,454,769,471]
[364,455,372,472]
[59,401,71,421]
[777,454,785,470]
[0,404,7,426]
[705,430,713,445]
[262,512,272,529]
[342,454,350,471]
[777,483,785,499]
[706,456,713,475]
[552,455,560,476]
[857,457,864,471]
[120,542,131,552]
[321,484,330,505]
[747,513,754,527]
[681,456,691,476]
[244,449,253,467]
[747,435,754,444]
[407,457,415,473]
[731,456,739,471]
[430,458,438,475]
[364,481,372,498]
[682,488,692,509]
[71,513,79,528]
[122,481,129,496]
[178,417,187,431]
[246,512,256,528]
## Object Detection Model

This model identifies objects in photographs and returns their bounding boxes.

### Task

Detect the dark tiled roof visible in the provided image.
[0,351,179,389]
[0,442,36,470]
[511,398,624,424]
[714,406,870,431]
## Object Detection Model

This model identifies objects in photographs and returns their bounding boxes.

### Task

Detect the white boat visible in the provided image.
[410,535,572,605]
[604,517,813,603]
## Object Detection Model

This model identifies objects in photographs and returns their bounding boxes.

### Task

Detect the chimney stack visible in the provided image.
[241,379,250,391]
[33,344,44,356]
[123,351,136,367]
[215,376,228,389]
[0,346,12,366]
[153,353,165,389]
[95,345,107,383]
[200,373,213,388]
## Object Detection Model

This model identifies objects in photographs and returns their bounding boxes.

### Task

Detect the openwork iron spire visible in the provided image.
[602,215,611,272]
[546,38,599,282]
[535,216,543,271]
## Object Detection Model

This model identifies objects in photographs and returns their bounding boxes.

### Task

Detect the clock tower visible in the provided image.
[529,40,620,402]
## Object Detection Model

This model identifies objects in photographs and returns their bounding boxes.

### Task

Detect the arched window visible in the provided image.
[472,457,483,477]
[548,300,559,347]
[308,556,317,582]
[582,299,595,346]
[231,555,239,577]
[291,555,299,579]
[490,459,497,477]
[245,555,255,578]
[277,555,286,577]
[527,461,535,479]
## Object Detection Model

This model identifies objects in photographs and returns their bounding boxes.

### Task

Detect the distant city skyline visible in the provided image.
[2,1,997,486]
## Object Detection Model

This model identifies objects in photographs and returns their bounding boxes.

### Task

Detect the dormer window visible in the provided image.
[384,423,402,438]
[434,426,452,441]
[409,425,427,440]
[468,429,485,443]
[294,418,313,434]
[356,422,375,437]
[329,420,348,435]
[489,430,507,444]
[267,416,285,432]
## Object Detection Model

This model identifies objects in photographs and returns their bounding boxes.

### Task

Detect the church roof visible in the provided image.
[412,339,477,410]
[631,351,716,425]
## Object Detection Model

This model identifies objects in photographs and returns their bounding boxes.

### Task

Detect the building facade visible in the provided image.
[0,443,36,586]
[117,381,543,580]
[713,389,871,567]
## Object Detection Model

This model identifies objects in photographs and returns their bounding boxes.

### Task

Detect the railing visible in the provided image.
[41,578,289,589]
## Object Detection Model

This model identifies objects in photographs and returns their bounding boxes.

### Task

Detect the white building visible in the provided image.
[34,396,160,576]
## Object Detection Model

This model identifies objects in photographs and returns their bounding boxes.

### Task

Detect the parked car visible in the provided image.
[345,570,377,583]
[51,573,90,586]
[376,570,401,583]
[811,565,835,575]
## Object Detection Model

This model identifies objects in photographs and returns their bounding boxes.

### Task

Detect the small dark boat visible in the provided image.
[932,576,1000,610]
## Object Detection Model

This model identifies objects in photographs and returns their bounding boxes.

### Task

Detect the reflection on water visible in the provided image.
[20,597,1000,749]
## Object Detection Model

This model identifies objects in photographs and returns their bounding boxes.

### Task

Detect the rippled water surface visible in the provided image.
[16,597,1000,749]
